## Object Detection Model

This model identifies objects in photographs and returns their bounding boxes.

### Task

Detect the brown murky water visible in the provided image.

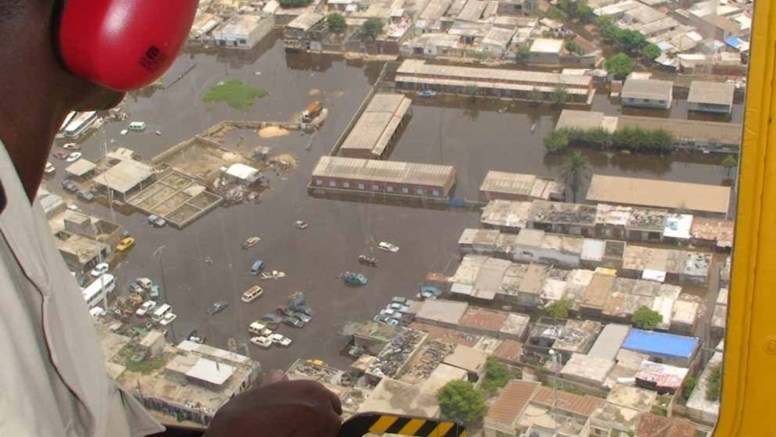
[47,34,742,371]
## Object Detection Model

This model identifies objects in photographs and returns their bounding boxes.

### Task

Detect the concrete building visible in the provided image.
[635,414,696,437]
[529,200,598,237]
[223,163,262,186]
[481,199,533,231]
[415,299,469,328]
[92,159,155,201]
[49,210,124,273]
[37,187,66,218]
[634,361,689,395]
[526,318,600,361]
[528,38,564,65]
[212,14,274,49]
[309,156,456,200]
[586,175,731,217]
[590,384,657,436]
[479,171,563,202]
[283,12,325,51]
[688,80,735,114]
[621,329,699,367]
[395,59,595,104]
[339,94,412,159]
[518,387,604,437]
[356,377,440,418]
[353,321,400,355]
[65,159,97,180]
[560,353,615,388]
[686,347,723,425]
[442,344,488,379]
[587,324,630,361]
[621,78,673,109]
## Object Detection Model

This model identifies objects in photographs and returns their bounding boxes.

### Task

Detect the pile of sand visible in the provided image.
[270,153,298,168]
[258,126,289,138]
[309,88,320,96]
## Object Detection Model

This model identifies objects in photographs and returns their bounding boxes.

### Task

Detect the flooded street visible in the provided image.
[47,34,740,371]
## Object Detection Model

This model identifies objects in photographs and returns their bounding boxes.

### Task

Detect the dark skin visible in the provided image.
[2,2,342,435]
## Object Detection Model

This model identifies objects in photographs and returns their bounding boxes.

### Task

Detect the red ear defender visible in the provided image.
[58,0,198,92]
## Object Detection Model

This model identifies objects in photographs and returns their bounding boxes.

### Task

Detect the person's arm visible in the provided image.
[204,378,342,437]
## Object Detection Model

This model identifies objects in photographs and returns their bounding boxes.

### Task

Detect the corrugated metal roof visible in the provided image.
[623,329,698,358]
[622,78,673,100]
[92,159,154,193]
[687,80,735,106]
[531,386,604,417]
[312,156,455,187]
[396,59,592,87]
[485,380,540,425]
[341,94,411,156]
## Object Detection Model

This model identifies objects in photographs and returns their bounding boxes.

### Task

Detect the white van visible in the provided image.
[128,121,147,131]
[248,321,272,337]
[152,303,172,322]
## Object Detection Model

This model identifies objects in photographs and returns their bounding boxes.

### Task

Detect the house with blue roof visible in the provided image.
[621,329,699,367]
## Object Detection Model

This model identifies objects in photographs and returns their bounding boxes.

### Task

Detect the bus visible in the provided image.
[81,274,116,308]
[152,304,172,323]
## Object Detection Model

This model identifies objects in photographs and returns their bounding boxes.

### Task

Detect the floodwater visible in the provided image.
[46,34,742,371]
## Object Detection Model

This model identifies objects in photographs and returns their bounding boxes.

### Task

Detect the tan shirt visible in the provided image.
[0,142,164,436]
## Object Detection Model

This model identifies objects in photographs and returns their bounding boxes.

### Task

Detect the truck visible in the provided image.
[301,101,322,123]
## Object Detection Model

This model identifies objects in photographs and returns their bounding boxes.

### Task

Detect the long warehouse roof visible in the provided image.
[312,156,455,187]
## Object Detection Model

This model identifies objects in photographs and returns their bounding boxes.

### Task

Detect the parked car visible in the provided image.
[373,314,399,326]
[275,306,296,317]
[53,149,69,159]
[62,142,80,150]
[147,214,167,227]
[61,179,79,193]
[290,311,312,324]
[282,316,305,328]
[90,262,109,277]
[343,272,368,286]
[358,255,378,267]
[294,220,309,230]
[391,297,410,305]
[65,151,82,162]
[89,307,106,318]
[269,333,292,347]
[116,237,135,252]
[242,236,261,249]
[377,241,399,252]
[44,162,56,174]
[293,304,314,316]
[380,309,401,319]
[260,313,283,325]
[250,336,273,348]
[418,285,442,300]
[388,303,410,313]
[149,285,161,299]
[206,300,229,315]
[76,190,94,201]
[249,259,265,275]
[136,277,153,289]
[135,301,157,317]
[248,321,273,337]
[186,330,205,344]
[241,285,264,303]
[159,312,177,326]
[128,281,144,294]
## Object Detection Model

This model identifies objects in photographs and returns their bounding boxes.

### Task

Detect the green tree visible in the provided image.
[360,17,384,40]
[631,306,662,330]
[481,357,515,395]
[546,298,573,318]
[680,375,697,403]
[528,87,543,105]
[722,154,738,176]
[437,380,487,424]
[552,85,569,106]
[642,43,661,61]
[326,12,346,33]
[617,29,646,54]
[565,40,579,54]
[515,45,530,64]
[706,364,722,401]
[605,53,634,80]
[560,149,590,202]
[280,0,311,8]
[611,127,673,154]
[556,0,593,22]
[566,127,612,149]
[544,129,569,154]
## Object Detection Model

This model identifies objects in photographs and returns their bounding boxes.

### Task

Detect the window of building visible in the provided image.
[329,181,336,188]
[372,184,380,191]
[416,188,424,196]
[315,179,323,186]
[343,182,350,189]
[386,186,394,193]
[358,183,365,190]
[432,190,440,197]
[401,187,409,194]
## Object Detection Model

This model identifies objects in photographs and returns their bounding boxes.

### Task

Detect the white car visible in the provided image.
[62,143,80,150]
[250,336,273,348]
[241,285,264,303]
[89,307,106,318]
[90,262,109,277]
[378,241,399,252]
[65,152,82,162]
[135,301,157,317]
[44,162,56,174]
[269,333,292,347]
[159,312,177,326]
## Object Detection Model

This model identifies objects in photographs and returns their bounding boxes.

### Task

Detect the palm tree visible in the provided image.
[560,150,590,202]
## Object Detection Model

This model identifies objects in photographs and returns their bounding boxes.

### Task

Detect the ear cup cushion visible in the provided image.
[58,0,197,91]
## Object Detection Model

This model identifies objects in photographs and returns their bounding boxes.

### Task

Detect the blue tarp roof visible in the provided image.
[622,329,698,359]
[725,37,744,49]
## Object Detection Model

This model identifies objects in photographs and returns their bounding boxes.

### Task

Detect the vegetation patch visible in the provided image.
[203,80,268,110]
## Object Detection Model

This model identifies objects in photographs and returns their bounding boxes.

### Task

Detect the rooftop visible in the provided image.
[92,159,155,194]
[586,174,731,215]
[286,12,324,31]
[415,299,469,326]
[616,115,743,146]
[408,322,481,347]
[529,38,564,54]
[561,353,615,385]
[481,199,533,229]
[485,380,540,427]
[556,109,618,132]
[622,329,699,359]
[587,324,630,361]
[635,361,689,392]
[479,171,562,200]
[531,386,604,417]
[311,156,455,188]
[688,80,735,107]
[442,344,488,373]
[621,78,673,100]
[357,378,440,417]
[492,340,524,363]
[65,159,97,177]
[636,414,696,437]
[529,200,598,226]
[459,306,507,333]
[340,94,412,157]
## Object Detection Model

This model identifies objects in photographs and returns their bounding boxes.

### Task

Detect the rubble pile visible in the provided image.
[367,329,424,378]
[405,340,455,380]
